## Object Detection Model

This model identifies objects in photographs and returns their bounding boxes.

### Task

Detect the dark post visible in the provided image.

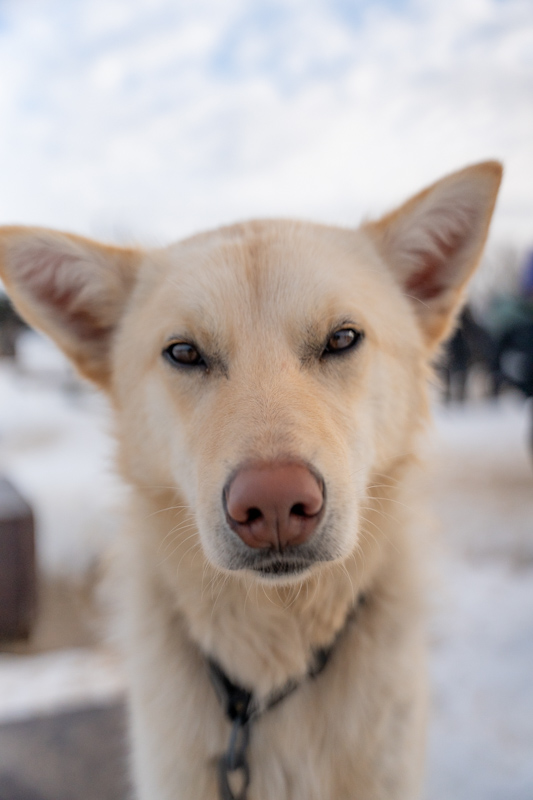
[0,477,36,640]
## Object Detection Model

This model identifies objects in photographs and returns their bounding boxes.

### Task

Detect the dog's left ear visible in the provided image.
[365,161,502,349]
[0,227,141,387]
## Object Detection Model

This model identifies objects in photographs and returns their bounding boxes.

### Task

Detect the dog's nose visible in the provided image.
[225,462,324,550]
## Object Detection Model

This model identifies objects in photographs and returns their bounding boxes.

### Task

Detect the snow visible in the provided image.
[0,648,125,724]
[425,399,533,799]
[0,333,125,578]
[427,559,533,800]
[0,334,532,797]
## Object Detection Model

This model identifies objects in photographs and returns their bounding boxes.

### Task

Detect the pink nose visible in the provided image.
[225,462,324,551]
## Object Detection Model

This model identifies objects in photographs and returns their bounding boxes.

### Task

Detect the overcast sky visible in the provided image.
[0,0,531,248]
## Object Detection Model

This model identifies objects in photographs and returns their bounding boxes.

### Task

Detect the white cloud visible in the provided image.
[0,0,531,247]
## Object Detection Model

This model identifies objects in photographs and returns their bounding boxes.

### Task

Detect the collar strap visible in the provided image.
[208,592,366,800]
[208,636,333,726]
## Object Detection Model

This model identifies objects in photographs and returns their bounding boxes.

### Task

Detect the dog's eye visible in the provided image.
[164,342,205,367]
[323,328,364,356]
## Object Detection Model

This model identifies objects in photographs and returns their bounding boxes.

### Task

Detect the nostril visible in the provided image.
[246,507,262,523]
[290,503,307,517]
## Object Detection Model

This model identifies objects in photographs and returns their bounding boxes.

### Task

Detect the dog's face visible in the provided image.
[112,222,426,579]
[0,162,502,583]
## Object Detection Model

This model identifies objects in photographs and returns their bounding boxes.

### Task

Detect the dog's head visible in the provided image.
[0,162,501,583]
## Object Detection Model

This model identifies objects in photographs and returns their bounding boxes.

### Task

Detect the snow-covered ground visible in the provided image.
[0,333,532,799]
[0,333,125,579]
[425,400,533,800]
[0,335,127,720]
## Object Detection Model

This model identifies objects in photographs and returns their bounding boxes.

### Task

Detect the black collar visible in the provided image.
[207,592,366,800]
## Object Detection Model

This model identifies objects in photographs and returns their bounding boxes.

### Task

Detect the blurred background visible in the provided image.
[0,1,532,799]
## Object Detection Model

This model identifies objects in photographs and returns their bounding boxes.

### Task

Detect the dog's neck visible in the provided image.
[131,460,418,700]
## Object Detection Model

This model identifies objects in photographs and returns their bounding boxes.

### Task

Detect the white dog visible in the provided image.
[0,161,502,799]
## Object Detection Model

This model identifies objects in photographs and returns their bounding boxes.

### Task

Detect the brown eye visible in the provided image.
[324,328,363,356]
[164,342,205,367]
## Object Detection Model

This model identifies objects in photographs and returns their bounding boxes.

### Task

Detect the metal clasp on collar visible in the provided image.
[218,717,251,800]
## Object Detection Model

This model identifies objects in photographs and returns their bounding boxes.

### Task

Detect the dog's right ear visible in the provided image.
[0,227,141,388]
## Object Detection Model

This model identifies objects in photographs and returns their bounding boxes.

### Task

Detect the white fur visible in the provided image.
[0,162,502,799]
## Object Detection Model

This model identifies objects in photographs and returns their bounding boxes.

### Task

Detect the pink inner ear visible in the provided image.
[405,263,445,301]
[16,243,111,342]
[404,211,476,302]
[39,277,111,342]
